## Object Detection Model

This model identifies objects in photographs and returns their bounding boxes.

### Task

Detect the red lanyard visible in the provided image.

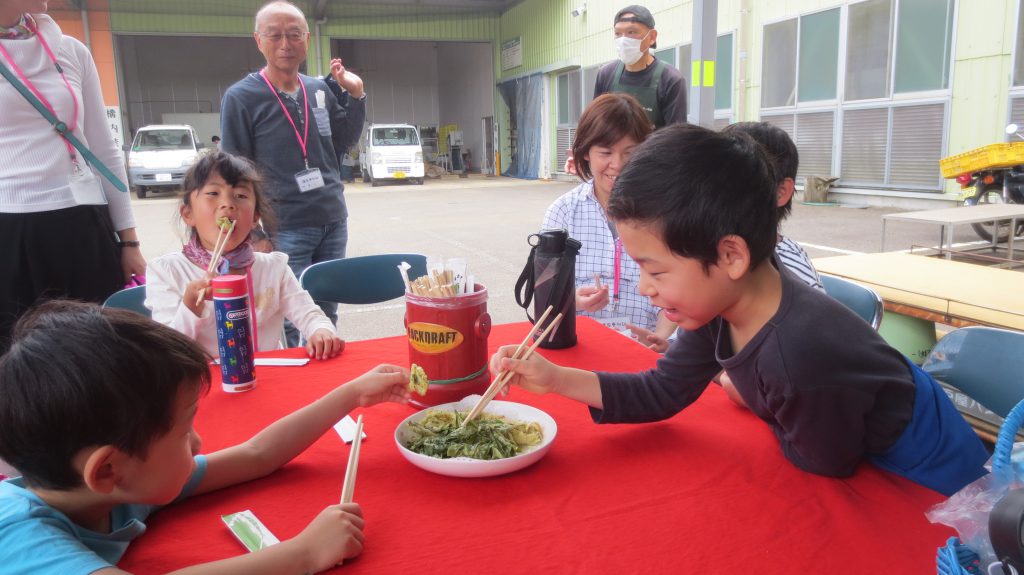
[0,17,80,163]
[259,69,309,167]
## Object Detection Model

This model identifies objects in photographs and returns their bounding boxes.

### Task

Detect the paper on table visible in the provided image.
[212,358,310,367]
[333,415,367,444]
[222,510,280,552]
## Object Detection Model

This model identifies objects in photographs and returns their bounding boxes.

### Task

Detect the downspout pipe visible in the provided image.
[81,5,91,51]
[314,17,327,76]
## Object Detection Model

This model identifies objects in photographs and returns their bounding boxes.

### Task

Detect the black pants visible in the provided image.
[0,206,123,351]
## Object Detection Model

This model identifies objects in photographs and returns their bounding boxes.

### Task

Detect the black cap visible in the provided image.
[614,5,655,29]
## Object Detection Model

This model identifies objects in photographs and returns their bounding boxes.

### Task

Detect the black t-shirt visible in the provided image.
[594,58,687,127]
[593,262,916,478]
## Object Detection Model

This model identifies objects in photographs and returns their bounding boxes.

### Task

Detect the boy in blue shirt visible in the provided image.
[491,124,988,496]
[0,300,411,574]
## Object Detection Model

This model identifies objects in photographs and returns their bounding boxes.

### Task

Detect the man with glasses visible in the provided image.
[220,0,365,346]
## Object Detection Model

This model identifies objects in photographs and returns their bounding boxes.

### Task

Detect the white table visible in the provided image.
[881,203,1024,259]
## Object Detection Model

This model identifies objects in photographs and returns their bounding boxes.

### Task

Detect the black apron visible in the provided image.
[610,59,666,128]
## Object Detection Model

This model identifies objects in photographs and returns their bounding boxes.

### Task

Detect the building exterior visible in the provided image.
[43,0,1019,206]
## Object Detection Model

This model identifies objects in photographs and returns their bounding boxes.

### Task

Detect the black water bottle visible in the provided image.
[531,229,581,349]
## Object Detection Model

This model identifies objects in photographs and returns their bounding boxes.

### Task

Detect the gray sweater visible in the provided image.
[593,263,915,478]
[220,73,365,229]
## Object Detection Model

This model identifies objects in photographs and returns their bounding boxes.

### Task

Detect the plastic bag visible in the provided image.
[927,443,1024,567]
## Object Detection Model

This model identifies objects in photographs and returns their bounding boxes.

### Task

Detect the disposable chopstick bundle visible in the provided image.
[340,414,364,504]
[461,307,560,427]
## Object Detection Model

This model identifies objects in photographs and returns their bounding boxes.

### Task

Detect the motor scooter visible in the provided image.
[945,124,1024,242]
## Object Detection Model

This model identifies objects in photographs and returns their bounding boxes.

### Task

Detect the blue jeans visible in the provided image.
[273,219,348,347]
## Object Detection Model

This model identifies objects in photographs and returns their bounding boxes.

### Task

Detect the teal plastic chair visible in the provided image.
[102,285,151,318]
[820,274,884,330]
[922,326,1024,418]
[299,253,428,305]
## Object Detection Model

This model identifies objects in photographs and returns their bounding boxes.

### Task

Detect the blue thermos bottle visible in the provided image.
[213,275,256,393]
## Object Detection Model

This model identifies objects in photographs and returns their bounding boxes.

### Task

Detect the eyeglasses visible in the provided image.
[260,30,308,43]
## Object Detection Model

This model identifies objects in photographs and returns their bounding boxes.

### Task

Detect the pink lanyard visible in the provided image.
[0,17,80,164]
[613,238,622,307]
[259,69,310,167]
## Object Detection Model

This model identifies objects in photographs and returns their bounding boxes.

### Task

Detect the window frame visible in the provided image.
[758,0,956,192]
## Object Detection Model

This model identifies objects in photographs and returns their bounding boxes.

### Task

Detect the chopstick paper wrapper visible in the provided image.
[222,510,280,552]
[333,415,367,444]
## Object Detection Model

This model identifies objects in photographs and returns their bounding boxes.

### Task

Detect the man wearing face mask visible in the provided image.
[594,5,686,129]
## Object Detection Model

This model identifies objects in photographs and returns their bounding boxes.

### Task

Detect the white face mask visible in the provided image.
[615,31,649,66]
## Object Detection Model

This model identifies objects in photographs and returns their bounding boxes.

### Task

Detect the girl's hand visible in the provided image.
[306,329,345,360]
[576,284,609,313]
[626,324,669,353]
[348,364,411,407]
[288,503,365,572]
[182,276,212,317]
[488,345,562,395]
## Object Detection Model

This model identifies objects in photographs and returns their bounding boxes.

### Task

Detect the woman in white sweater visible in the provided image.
[0,3,144,349]
[146,152,345,359]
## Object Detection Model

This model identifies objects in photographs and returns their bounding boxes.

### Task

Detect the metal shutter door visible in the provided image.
[795,111,835,180]
[840,107,888,185]
[761,114,796,141]
[556,127,576,172]
[889,103,944,189]
[1010,96,1024,138]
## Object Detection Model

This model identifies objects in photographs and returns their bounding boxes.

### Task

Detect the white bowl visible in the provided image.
[394,395,557,478]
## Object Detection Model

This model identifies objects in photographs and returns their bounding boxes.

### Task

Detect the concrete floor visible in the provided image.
[129,174,1008,342]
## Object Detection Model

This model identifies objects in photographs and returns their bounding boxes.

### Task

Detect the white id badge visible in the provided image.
[596,316,631,335]
[295,167,325,192]
[69,166,106,205]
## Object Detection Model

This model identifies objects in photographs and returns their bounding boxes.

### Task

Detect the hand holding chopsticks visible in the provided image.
[194,219,236,306]
[341,414,364,504]
[461,306,563,427]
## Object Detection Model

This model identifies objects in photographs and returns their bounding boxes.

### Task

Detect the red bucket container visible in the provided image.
[405,284,491,407]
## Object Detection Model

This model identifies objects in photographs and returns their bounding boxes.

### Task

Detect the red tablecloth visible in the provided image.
[119,318,952,574]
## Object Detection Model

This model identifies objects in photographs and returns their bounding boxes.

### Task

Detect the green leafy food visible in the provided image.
[217,216,232,230]
[409,364,429,396]
[404,410,543,460]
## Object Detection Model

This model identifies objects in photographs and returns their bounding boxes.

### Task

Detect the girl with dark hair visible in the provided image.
[145,151,344,359]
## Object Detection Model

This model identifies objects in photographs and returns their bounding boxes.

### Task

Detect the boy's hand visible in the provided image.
[626,324,669,353]
[576,284,609,313]
[183,276,212,317]
[290,503,365,572]
[348,364,411,407]
[489,344,561,395]
[717,371,749,409]
[306,329,345,360]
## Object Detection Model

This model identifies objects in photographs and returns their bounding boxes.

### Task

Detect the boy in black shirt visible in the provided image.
[491,124,987,496]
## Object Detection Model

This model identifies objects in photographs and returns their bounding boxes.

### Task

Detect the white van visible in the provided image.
[359,124,425,186]
[126,124,203,199]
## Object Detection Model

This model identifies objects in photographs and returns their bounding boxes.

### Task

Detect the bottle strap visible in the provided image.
[514,245,538,323]
[0,59,127,192]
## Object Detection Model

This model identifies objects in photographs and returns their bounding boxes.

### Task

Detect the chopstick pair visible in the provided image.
[194,219,237,306]
[461,306,563,427]
[341,414,364,504]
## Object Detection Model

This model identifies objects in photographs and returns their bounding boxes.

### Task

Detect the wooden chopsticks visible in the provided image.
[194,219,236,306]
[341,414,364,504]
[461,306,563,427]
